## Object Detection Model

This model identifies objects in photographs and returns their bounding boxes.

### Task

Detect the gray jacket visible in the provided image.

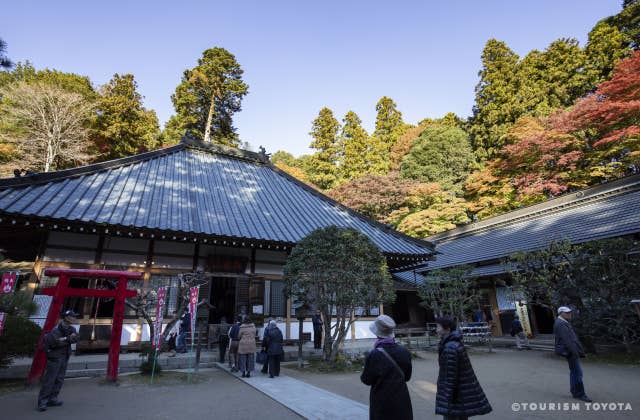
[43,322,77,360]
[553,317,584,358]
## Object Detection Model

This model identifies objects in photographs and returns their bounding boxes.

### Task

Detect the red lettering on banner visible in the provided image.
[1,272,17,294]
[189,286,199,337]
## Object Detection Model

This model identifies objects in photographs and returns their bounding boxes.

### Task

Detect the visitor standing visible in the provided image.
[360,314,413,420]
[228,316,241,371]
[554,306,592,402]
[175,311,190,353]
[218,317,230,363]
[237,316,257,377]
[264,320,284,378]
[511,314,531,350]
[37,310,79,412]
[311,310,323,349]
[435,317,492,419]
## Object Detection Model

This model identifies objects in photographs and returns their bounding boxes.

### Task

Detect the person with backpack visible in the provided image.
[175,311,190,353]
[360,314,413,420]
[37,310,78,412]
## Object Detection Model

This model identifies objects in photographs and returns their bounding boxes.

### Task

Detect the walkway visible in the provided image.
[216,363,369,420]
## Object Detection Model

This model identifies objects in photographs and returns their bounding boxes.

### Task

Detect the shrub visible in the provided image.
[0,315,41,368]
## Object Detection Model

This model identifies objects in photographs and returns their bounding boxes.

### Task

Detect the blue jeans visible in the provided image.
[176,332,188,353]
[567,356,585,397]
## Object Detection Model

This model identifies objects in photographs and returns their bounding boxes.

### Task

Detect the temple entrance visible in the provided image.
[532,304,555,334]
[209,277,236,323]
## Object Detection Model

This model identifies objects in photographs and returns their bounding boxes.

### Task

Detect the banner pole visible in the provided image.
[150,349,158,384]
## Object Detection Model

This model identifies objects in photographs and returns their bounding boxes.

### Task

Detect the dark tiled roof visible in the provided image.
[0,139,433,258]
[392,270,425,287]
[423,176,640,273]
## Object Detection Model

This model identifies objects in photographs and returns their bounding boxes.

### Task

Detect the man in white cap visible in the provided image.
[360,314,413,420]
[553,306,592,402]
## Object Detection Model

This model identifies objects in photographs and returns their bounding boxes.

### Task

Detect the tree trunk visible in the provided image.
[203,91,216,143]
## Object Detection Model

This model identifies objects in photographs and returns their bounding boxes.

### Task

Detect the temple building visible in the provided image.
[0,137,434,348]
[410,173,640,336]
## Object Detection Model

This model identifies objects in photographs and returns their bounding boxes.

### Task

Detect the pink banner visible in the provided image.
[153,288,166,350]
[1,272,17,294]
[189,286,199,341]
[0,312,5,335]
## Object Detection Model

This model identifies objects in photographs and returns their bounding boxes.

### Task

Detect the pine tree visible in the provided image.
[92,74,160,160]
[307,107,340,189]
[166,47,248,146]
[369,96,405,174]
[585,22,631,84]
[469,39,521,159]
[340,111,369,181]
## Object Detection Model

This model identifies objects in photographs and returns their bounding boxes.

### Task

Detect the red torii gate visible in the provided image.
[28,268,141,384]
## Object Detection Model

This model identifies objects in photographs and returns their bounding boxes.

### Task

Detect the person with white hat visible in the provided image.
[553,306,592,402]
[360,314,413,420]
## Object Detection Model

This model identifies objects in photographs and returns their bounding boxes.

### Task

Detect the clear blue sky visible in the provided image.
[3,1,622,157]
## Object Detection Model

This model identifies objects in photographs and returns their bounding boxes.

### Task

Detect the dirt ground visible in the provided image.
[1,349,638,419]
[0,369,302,420]
[282,348,640,419]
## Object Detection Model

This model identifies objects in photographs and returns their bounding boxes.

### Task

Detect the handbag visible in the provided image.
[256,350,268,364]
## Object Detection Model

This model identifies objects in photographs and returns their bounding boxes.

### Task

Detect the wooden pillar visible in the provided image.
[488,280,502,335]
[379,304,384,315]
[350,311,356,342]
[285,298,291,339]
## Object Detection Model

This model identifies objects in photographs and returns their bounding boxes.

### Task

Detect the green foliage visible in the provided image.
[138,342,162,375]
[0,291,38,316]
[585,22,632,84]
[395,184,470,237]
[0,38,13,69]
[603,1,640,50]
[469,39,521,159]
[270,150,297,166]
[92,74,160,160]
[507,238,640,352]
[0,315,41,368]
[369,96,406,174]
[283,226,394,362]
[418,265,480,320]
[340,110,370,181]
[307,107,341,189]
[400,125,476,193]
[167,47,248,146]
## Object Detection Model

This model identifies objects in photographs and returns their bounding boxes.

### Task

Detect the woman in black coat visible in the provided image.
[435,318,492,419]
[264,320,284,378]
[361,315,413,420]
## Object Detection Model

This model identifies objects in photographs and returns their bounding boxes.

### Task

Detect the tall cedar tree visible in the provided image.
[469,39,521,159]
[307,107,340,189]
[340,110,369,181]
[92,74,160,160]
[585,22,631,84]
[369,96,406,174]
[0,38,12,69]
[167,47,248,146]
